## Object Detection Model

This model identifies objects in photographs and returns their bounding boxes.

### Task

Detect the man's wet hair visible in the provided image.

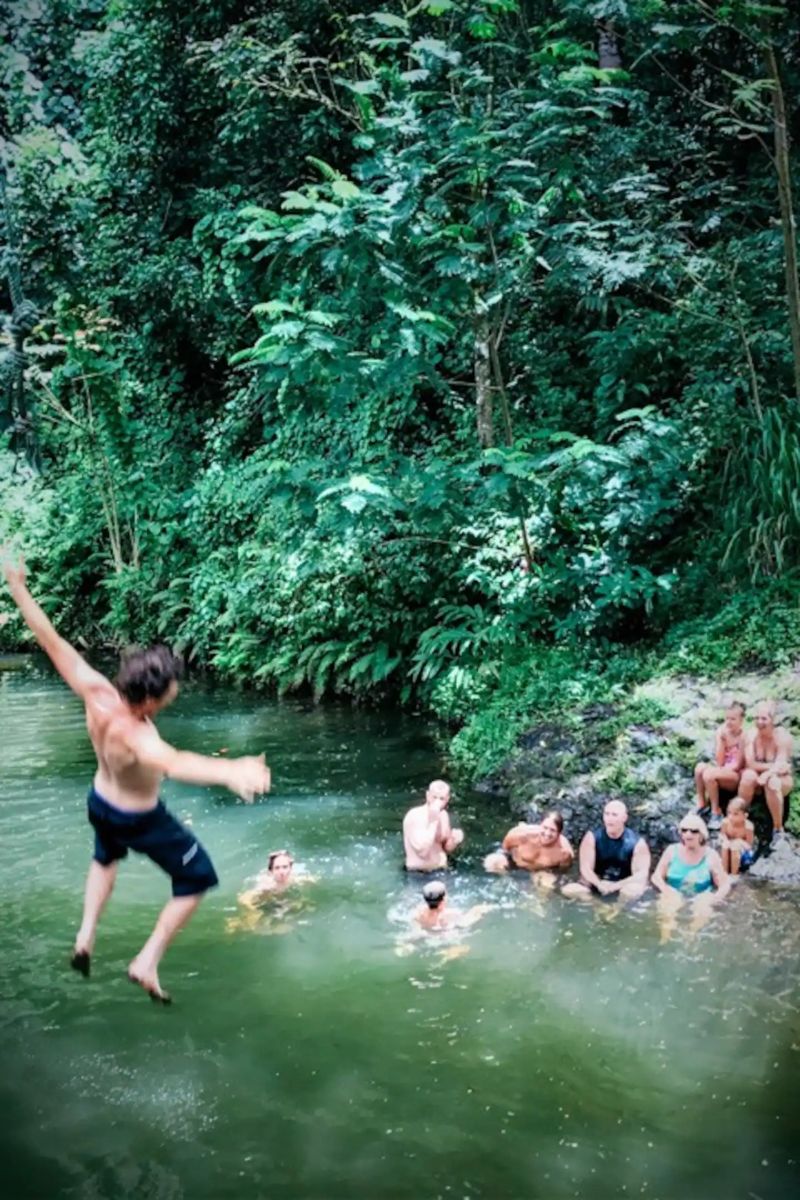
[422,881,446,909]
[726,701,746,716]
[116,645,184,705]
[542,810,564,833]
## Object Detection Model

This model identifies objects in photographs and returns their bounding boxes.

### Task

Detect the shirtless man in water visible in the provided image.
[738,701,793,849]
[483,810,573,874]
[403,780,464,871]
[2,551,271,1002]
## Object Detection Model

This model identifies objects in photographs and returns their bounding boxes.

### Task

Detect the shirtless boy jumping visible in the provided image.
[2,551,271,1002]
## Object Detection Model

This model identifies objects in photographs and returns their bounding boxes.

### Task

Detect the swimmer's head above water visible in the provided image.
[268,850,294,884]
[539,811,564,845]
[422,881,447,909]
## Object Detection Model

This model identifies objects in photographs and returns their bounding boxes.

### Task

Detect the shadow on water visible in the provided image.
[0,663,799,1200]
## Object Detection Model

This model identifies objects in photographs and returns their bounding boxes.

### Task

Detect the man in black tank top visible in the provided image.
[563,800,650,901]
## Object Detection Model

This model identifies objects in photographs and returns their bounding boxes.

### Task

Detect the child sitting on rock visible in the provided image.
[719,797,755,876]
[694,701,747,831]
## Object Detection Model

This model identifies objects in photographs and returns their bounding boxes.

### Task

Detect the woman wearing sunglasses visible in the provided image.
[651,813,731,940]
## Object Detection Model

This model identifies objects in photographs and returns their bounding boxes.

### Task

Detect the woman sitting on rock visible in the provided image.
[651,812,730,940]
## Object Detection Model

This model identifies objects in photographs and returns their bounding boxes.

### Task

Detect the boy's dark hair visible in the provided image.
[422,881,446,909]
[116,645,183,705]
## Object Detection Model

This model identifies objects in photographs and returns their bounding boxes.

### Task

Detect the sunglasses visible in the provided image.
[679,827,700,834]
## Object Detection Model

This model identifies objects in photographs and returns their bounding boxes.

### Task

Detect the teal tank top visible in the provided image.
[665,847,714,894]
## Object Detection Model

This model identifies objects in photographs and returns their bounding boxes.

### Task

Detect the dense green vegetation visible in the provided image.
[2,0,799,777]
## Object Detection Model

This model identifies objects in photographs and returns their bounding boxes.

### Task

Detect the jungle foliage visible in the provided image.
[1,0,799,775]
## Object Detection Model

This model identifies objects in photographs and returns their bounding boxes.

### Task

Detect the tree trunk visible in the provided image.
[765,45,800,400]
[473,309,494,449]
[0,164,39,465]
[597,20,622,69]
[489,335,534,570]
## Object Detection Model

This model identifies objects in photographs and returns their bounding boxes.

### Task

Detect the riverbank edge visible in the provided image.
[462,664,800,883]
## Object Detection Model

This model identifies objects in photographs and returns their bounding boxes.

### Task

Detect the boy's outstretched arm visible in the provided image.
[1,549,113,701]
[124,720,271,802]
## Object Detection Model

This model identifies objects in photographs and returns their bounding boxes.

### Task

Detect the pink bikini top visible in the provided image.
[722,737,742,767]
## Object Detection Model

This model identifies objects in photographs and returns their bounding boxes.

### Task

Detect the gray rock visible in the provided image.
[477,669,800,865]
[473,775,509,799]
[748,837,800,886]
[628,725,666,751]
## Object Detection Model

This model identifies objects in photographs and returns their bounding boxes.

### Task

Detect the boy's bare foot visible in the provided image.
[127,956,171,1004]
[70,950,91,977]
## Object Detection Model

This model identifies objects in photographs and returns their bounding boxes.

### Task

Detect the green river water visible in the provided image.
[1,662,799,1200]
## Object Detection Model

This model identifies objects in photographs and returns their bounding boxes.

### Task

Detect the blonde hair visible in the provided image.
[726,797,747,816]
[678,811,709,844]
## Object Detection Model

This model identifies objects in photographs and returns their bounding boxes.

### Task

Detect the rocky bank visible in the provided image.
[476,668,800,884]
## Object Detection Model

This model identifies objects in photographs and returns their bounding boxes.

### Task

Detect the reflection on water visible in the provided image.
[0,662,799,1200]
[227,885,317,936]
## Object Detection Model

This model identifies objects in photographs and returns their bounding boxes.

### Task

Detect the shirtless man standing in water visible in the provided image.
[2,552,271,1003]
[403,780,464,871]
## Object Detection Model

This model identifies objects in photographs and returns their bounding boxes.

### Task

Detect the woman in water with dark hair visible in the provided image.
[229,850,316,933]
[248,850,297,896]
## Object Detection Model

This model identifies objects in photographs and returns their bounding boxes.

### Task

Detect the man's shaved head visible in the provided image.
[602,800,628,837]
[426,779,451,806]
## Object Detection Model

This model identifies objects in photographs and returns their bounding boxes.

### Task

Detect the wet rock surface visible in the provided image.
[479,668,800,879]
[749,836,800,885]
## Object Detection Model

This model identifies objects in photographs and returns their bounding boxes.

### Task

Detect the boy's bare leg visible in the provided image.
[72,860,118,974]
[128,894,203,1003]
[729,848,741,876]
